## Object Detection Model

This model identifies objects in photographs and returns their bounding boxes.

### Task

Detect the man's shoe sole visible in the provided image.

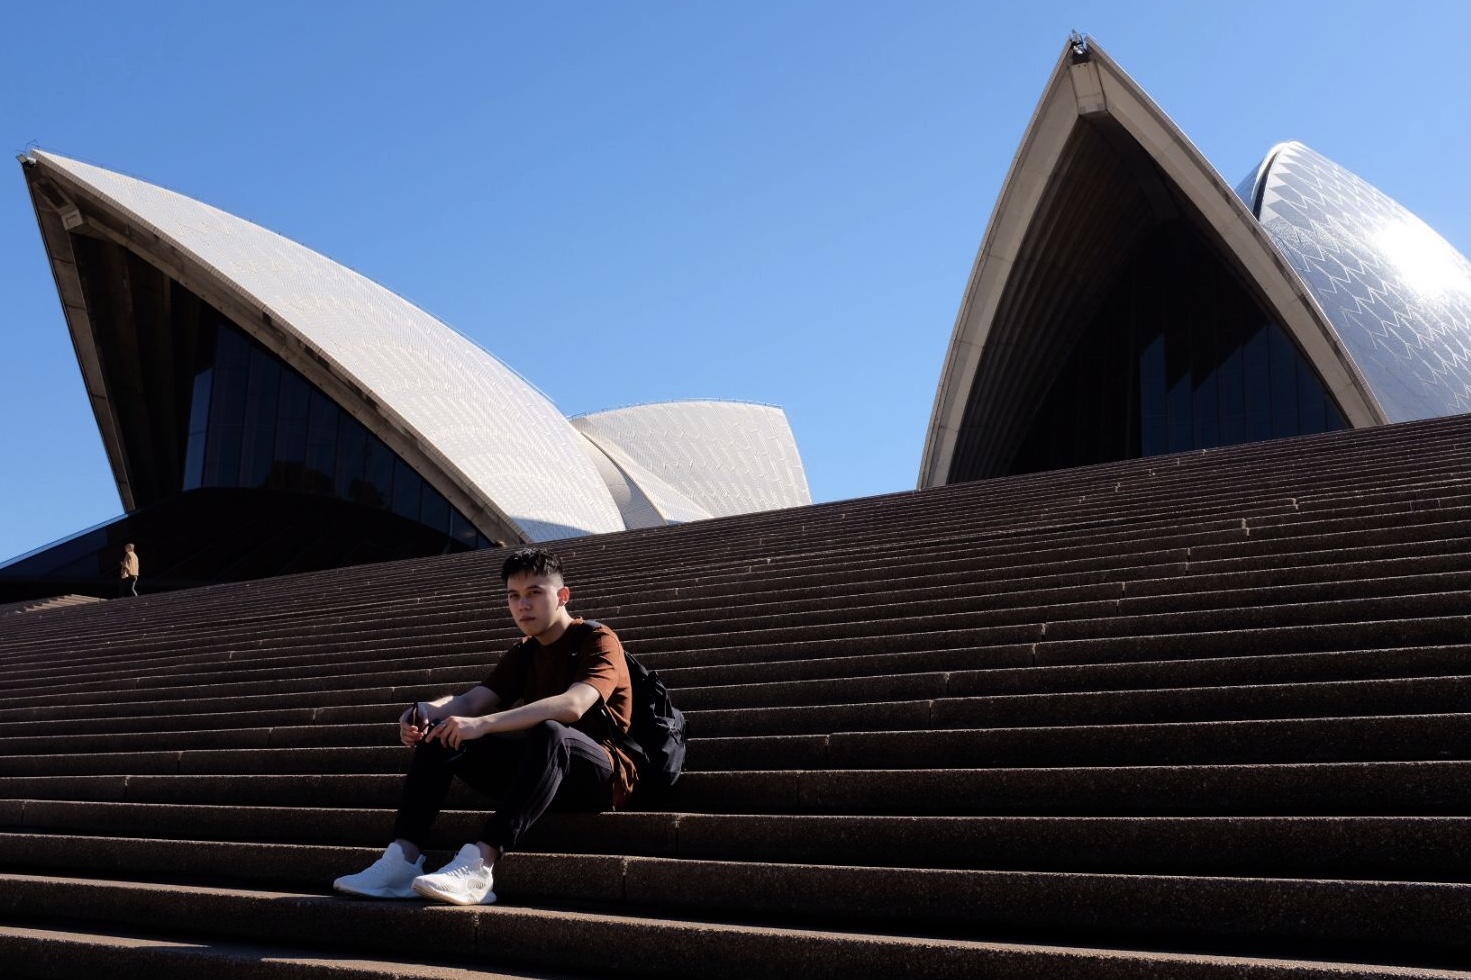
[411,880,497,905]
[333,882,418,899]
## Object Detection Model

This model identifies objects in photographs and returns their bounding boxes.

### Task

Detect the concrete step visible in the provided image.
[6,490,1465,664]
[0,872,1466,978]
[12,663,1471,745]
[597,573,1471,653]
[0,660,487,712]
[811,712,1471,768]
[587,550,1471,631]
[0,415,1467,978]
[0,745,403,777]
[13,516,1457,675]
[680,645,1471,708]
[650,617,1471,683]
[2,450,1459,626]
[3,681,1468,759]
[5,515,1465,682]
[6,757,1469,817]
[668,760,1471,816]
[575,509,1471,603]
[6,568,1463,698]
[0,925,552,980]
[1031,617,1471,667]
[7,809,1471,879]
[693,675,1471,730]
[12,920,1460,980]
[18,642,1438,734]
[11,759,1471,835]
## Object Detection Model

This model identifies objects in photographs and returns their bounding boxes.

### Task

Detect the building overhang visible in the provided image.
[918,37,1385,487]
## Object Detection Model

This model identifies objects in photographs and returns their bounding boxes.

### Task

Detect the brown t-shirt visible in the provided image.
[481,619,638,807]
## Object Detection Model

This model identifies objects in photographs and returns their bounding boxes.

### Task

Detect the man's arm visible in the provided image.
[425,681,600,750]
[398,685,501,747]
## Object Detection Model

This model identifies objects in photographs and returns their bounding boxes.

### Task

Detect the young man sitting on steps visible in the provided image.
[334,547,637,905]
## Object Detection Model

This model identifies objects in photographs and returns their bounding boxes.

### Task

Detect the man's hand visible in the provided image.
[425,714,491,750]
[398,703,428,748]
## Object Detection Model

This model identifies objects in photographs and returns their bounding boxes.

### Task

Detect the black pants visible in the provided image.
[118,575,138,597]
[391,720,614,853]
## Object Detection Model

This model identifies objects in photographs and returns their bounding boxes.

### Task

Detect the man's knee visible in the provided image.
[526,719,574,753]
[527,720,599,769]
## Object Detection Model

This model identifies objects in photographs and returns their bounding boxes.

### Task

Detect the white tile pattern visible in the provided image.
[1250,142,1471,422]
[572,401,811,521]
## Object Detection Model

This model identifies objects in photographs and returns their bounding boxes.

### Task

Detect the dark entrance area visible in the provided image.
[0,488,487,603]
[1008,220,1346,476]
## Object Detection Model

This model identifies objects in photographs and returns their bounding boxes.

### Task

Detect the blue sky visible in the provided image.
[2,1,1467,563]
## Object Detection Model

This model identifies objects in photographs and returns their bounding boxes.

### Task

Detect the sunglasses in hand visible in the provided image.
[407,702,467,762]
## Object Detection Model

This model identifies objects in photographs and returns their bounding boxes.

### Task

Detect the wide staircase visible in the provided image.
[0,414,1468,979]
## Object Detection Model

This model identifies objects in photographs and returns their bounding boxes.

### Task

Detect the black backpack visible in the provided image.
[574,621,687,790]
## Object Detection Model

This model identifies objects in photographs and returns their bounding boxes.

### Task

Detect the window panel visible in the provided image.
[450,509,478,547]
[240,347,281,488]
[420,483,451,536]
[1268,326,1301,437]
[335,413,369,501]
[183,365,213,490]
[303,390,339,495]
[204,328,248,487]
[272,371,310,491]
[392,458,422,520]
[176,308,490,551]
[1296,359,1328,434]
[361,434,394,510]
[1138,329,1167,457]
[1008,220,1347,476]
[1243,323,1272,442]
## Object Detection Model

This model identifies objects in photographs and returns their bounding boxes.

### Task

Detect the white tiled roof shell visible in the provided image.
[571,401,811,520]
[35,152,624,541]
[583,439,715,527]
[1247,142,1471,422]
[570,434,708,530]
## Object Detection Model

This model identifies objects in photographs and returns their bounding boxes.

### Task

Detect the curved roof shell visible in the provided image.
[22,151,628,542]
[1241,141,1471,422]
[572,400,811,523]
[918,38,1386,487]
[571,433,711,531]
[21,151,813,544]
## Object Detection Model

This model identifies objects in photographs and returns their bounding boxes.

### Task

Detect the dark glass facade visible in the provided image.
[1009,221,1346,475]
[183,318,490,549]
[1,231,501,602]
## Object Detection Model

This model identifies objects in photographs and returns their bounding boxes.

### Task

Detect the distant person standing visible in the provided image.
[118,543,140,597]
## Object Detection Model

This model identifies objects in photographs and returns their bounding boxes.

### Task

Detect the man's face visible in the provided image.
[505,571,568,639]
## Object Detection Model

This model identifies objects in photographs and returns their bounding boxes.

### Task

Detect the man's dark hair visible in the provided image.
[500,548,565,583]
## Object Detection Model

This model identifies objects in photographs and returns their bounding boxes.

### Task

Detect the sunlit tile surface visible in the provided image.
[572,401,811,523]
[1247,142,1471,421]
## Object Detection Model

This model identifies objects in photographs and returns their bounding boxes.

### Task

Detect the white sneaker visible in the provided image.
[333,842,425,899]
[411,843,497,905]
